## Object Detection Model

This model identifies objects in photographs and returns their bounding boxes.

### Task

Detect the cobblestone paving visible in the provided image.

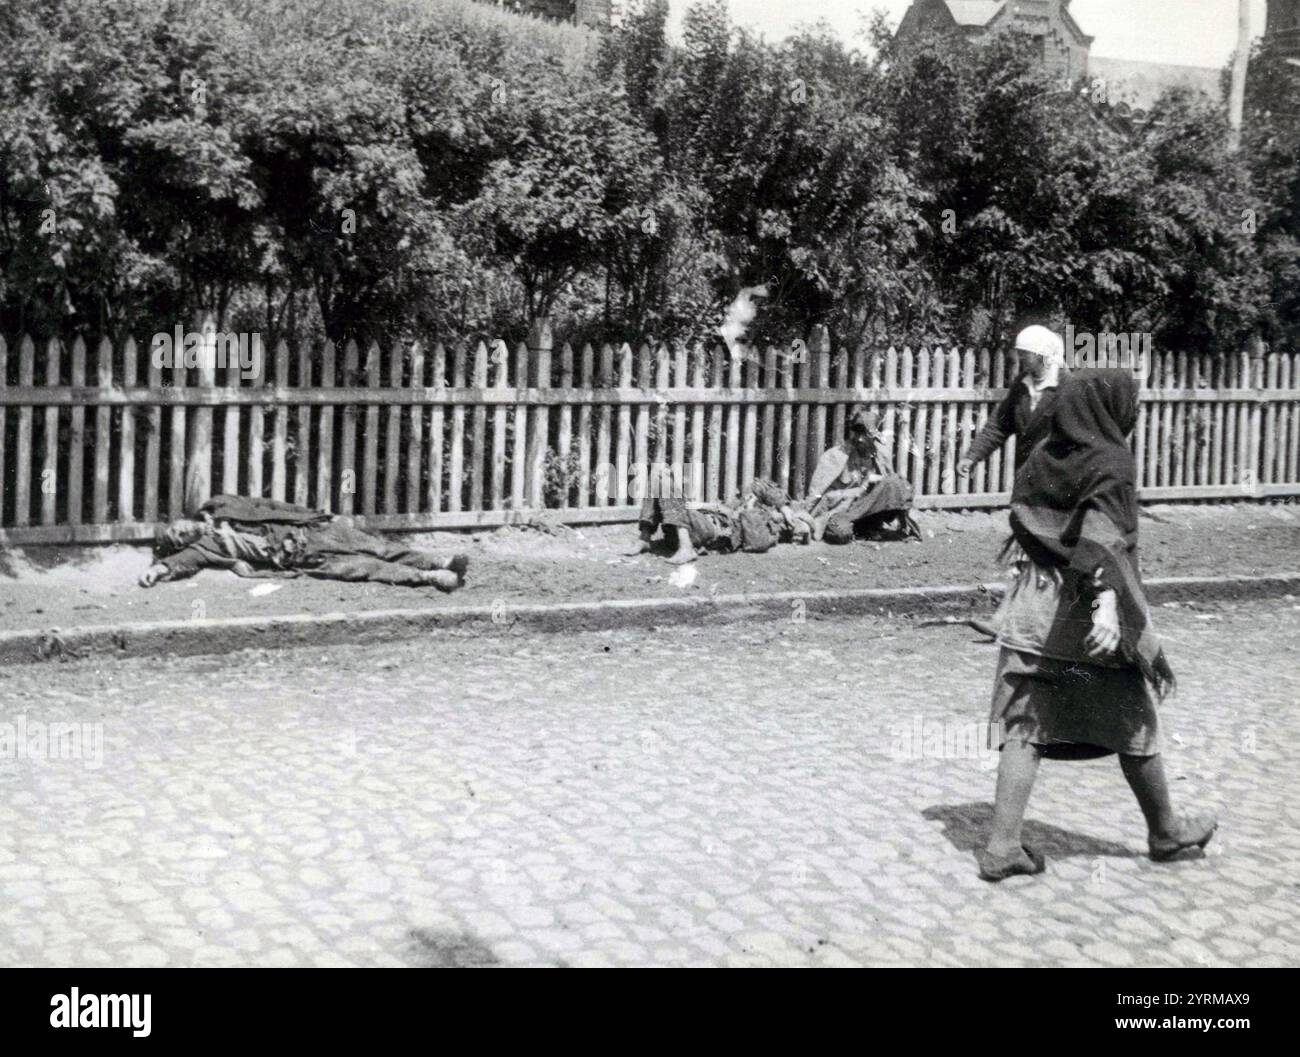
[2,598,1297,967]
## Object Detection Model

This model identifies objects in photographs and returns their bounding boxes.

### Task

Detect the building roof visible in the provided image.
[1088,55,1222,110]
[943,1,1004,27]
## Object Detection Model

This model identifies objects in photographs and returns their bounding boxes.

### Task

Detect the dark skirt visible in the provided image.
[822,474,914,543]
[988,647,1161,759]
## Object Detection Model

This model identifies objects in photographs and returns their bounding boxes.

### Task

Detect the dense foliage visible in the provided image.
[0,0,1293,354]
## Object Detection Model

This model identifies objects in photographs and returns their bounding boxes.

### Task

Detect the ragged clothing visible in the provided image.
[993,553,1125,668]
[989,646,1160,759]
[988,551,1160,758]
[1007,369,1172,695]
[986,369,1169,760]
[156,521,304,578]
[636,478,811,557]
[804,439,915,544]
[637,497,742,554]
[152,495,464,589]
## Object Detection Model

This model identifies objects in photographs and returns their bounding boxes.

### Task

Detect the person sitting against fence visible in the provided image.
[957,324,1069,482]
[139,494,469,591]
[804,408,921,544]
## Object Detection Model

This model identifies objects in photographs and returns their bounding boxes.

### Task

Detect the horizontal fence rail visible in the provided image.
[1,325,1298,545]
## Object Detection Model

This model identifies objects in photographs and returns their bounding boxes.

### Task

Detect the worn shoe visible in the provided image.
[976,844,1047,882]
[1149,813,1217,862]
[446,554,470,586]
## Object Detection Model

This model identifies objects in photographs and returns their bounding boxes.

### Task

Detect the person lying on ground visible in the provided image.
[628,475,816,563]
[804,407,921,544]
[628,493,741,564]
[138,494,469,591]
[746,479,815,547]
[975,369,1215,882]
[957,324,1069,483]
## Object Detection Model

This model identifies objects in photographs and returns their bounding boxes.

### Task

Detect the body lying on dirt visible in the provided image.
[634,484,808,564]
[632,407,920,562]
[139,495,469,591]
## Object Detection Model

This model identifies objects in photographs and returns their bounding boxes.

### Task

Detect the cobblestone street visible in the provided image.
[2,598,1297,967]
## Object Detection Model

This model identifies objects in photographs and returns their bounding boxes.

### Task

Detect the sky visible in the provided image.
[662,1,1270,69]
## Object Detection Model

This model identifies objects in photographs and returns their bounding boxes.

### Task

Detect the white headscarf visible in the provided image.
[1014,325,1065,368]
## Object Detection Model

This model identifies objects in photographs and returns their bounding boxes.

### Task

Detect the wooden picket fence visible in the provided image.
[0,321,1298,545]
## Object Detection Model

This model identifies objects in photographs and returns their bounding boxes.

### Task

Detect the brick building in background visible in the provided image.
[1268,0,1300,35]
[893,0,1232,111]
[488,0,620,29]
[1268,0,1300,57]
[894,0,1093,82]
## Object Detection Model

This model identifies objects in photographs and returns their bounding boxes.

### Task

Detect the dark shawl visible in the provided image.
[1008,370,1174,696]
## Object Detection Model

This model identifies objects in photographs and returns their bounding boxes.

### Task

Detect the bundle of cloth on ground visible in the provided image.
[140,495,469,590]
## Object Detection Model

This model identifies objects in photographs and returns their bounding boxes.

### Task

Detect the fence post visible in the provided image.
[425,343,445,515]
[405,341,425,514]
[296,340,313,507]
[222,332,241,496]
[527,317,553,509]
[93,336,112,522]
[491,339,509,509]
[617,342,634,506]
[811,326,830,478]
[671,341,687,501]
[41,337,60,526]
[69,337,86,525]
[558,341,576,507]
[144,334,161,522]
[637,338,654,503]
[272,339,291,502]
[183,316,215,515]
[339,340,360,515]
[120,337,137,521]
[317,340,337,513]
[794,336,811,498]
[14,336,33,527]
[509,340,528,509]
[654,342,671,491]
[690,343,705,502]
[577,343,595,508]
[725,336,741,500]
[361,342,380,515]
[1248,334,1265,495]
[384,340,404,513]
[471,340,488,511]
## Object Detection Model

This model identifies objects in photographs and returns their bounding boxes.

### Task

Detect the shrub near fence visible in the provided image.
[0,320,1298,545]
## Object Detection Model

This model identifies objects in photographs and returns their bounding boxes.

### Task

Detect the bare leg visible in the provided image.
[1119,753,1177,838]
[985,740,1041,856]
[303,556,459,591]
[665,525,697,564]
[627,523,654,556]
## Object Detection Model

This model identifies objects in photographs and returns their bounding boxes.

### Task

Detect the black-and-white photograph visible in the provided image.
[0,0,1296,1000]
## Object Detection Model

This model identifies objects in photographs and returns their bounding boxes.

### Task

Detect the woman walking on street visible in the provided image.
[977,369,1217,881]
[957,324,1068,483]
